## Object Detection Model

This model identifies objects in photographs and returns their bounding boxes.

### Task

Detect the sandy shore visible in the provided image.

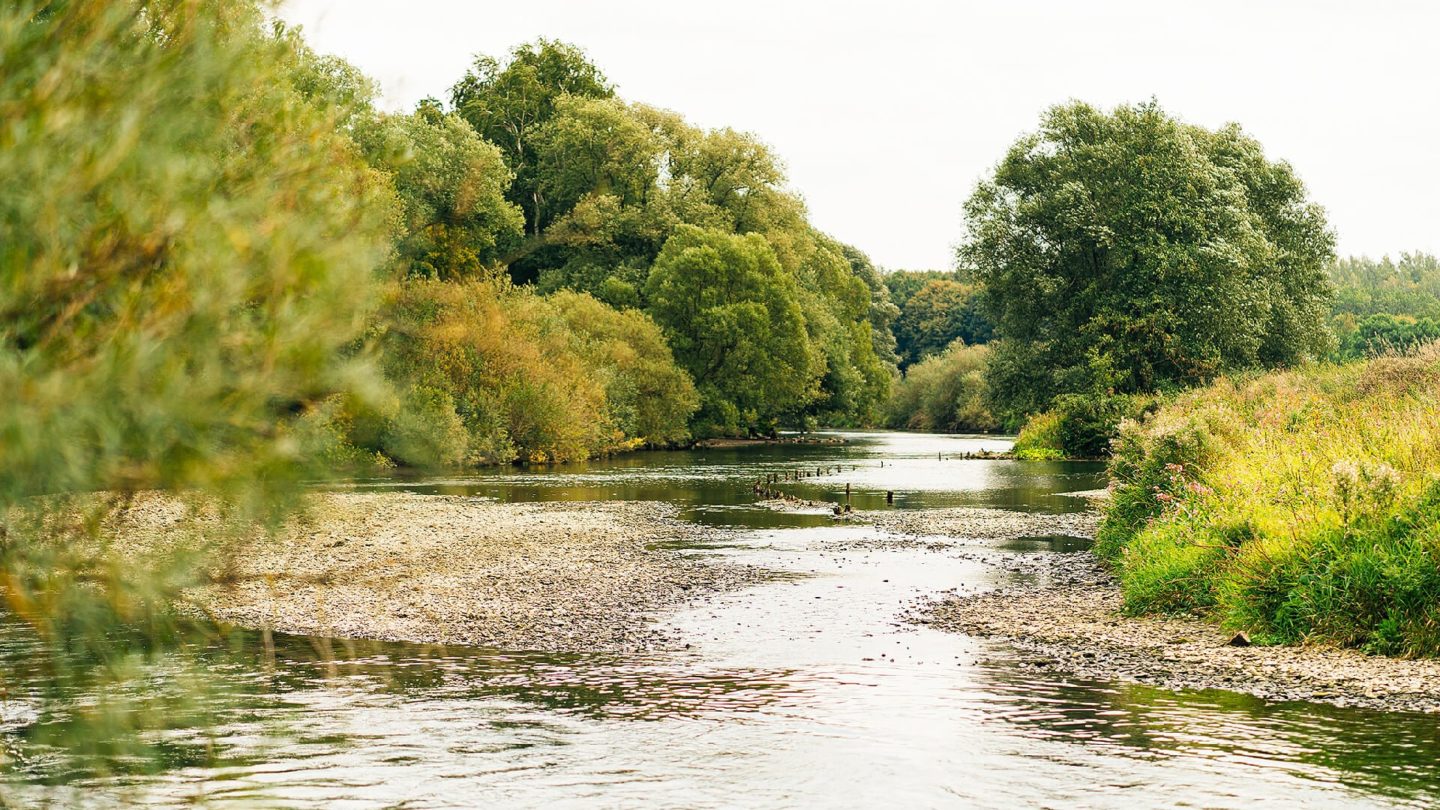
[145,493,766,653]
[910,539,1440,714]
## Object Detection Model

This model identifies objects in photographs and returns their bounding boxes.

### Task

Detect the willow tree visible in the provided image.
[644,226,818,436]
[964,100,1335,418]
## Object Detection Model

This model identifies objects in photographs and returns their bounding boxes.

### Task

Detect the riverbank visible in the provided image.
[913,546,1440,714]
[126,493,767,653]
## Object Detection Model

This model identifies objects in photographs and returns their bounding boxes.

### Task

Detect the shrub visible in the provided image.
[369,279,697,465]
[1012,411,1065,460]
[1012,394,1157,460]
[885,342,997,433]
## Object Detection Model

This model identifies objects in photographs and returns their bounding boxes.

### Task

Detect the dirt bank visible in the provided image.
[913,547,1440,714]
[129,492,766,653]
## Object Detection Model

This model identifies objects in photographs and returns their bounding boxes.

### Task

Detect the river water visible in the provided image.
[3,431,1439,807]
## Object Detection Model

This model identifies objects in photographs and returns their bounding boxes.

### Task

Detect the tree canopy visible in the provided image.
[890,277,992,368]
[963,100,1335,418]
[644,226,817,436]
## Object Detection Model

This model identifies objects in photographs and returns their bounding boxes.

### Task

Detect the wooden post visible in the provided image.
[845,482,851,508]
[886,490,894,504]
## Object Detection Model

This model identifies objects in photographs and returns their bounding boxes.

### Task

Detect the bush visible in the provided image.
[1011,411,1065,460]
[370,278,697,465]
[1097,345,1440,655]
[885,342,997,433]
[1012,394,1156,460]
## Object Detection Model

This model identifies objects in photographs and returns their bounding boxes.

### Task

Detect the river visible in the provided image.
[2,431,1438,807]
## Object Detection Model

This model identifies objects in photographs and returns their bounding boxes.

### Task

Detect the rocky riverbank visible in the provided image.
[126,492,767,653]
[912,545,1440,714]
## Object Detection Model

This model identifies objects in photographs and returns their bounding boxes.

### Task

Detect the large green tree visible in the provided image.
[644,226,817,436]
[355,102,524,278]
[450,39,613,242]
[964,100,1335,417]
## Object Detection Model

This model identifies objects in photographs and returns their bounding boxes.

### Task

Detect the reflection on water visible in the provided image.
[981,667,1440,805]
[4,431,1440,808]
[336,431,1106,528]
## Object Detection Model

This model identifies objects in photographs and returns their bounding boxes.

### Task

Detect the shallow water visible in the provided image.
[3,431,1439,808]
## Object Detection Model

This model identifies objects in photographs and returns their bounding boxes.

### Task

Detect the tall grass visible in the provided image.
[1098,344,1440,655]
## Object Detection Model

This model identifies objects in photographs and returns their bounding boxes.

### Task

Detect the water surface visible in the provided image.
[3,432,1437,808]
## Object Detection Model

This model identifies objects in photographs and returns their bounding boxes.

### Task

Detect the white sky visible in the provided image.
[279,0,1439,271]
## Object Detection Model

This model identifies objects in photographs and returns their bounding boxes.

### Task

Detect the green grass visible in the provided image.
[1098,345,1440,656]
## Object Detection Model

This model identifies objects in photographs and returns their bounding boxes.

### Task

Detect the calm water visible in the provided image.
[3,431,1439,808]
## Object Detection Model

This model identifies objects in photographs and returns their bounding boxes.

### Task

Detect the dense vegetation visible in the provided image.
[0,0,900,773]
[965,100,1336,425]
[884,343,996,433]
[1097,347,1440,655]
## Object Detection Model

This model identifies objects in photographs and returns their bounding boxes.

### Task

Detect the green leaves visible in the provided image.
[644,226,817,436]
[965,100,1336,419]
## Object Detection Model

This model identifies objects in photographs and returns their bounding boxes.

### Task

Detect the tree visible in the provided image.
[0,0,398,768]
[354,103,524,278]
[450,39,613,239]
[892,278,992,368]
[963,100,1335,418]
[644,226,818,436]
[1338,313,1440,359]
[885,342,997,433]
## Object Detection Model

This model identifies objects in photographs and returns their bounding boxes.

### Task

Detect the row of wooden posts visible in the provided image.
[751,466,894,505]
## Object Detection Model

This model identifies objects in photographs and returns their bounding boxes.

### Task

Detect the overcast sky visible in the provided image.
[279,0,1438,271]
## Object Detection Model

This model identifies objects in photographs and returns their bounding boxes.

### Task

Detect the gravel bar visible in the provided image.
[168,493,767,653]
[913,544,1440,714]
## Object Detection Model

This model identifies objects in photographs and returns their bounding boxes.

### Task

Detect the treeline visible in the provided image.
[1328,253,1440,360]
[880,271,994,432]
[340,39,895,460]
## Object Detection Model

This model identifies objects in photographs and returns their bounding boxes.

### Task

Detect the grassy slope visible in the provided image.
[1097,346,1440,656]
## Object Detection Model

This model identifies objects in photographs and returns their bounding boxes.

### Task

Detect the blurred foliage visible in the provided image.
[884,342,997,433]
[0,0,397,777]
[964,100,1335,422]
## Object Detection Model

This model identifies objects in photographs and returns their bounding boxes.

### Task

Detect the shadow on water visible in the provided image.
[978,664,1440,805]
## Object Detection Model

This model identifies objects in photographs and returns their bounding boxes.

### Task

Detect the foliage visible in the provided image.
[450,39,614,240]
[885,342,997,433]
[1336,313,1440,360]
[1013,394,1156,460]
[526,290,698,447]
[354,103,524,278]
[1011,411,1066,460]
[891,278,992,368]
[644,226,818,436]
[0,0,396,772]
[883,270,954,312]
[1329,253,1440,321]
[1098,346,1440,655]
[373,279,696,464]
[963,100,1336,420]
[448,44,896,430]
